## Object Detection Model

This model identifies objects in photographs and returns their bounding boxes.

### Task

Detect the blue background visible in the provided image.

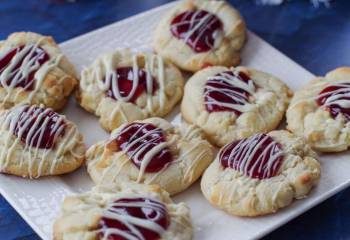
[0,0,349,239]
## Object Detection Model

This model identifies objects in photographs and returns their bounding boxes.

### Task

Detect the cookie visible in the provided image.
[201,130,321,217]
[153,0,246,72]
[181,66,292,147]
[86,117,214,195]
[77,49,184,132]
[0,32,77,110]
[53,182,192,240]
[0,104,85,178]
[287,67,350,152]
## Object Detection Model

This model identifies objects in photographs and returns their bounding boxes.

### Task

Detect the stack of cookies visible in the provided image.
[2,1,349,239]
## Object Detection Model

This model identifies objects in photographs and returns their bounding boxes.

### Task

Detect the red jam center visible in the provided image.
[170,10,223,53]
[98,198,169,240]
[105,67,156,103]
[13,106,65,149]
[317,82,350,121]
[0,45,50,90]
[204,70,255,116]
[115,123,173,173]
[220,133,284,179]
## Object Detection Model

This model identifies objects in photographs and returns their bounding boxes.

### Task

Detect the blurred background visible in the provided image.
[0,0,349,239]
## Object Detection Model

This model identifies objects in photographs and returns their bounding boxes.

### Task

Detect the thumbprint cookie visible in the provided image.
[287,67,350,152]
[181,66,292,147]
[86,117,214,195]
[53,182,192,240]
[0,104,85,178]
[153,0,246,72]
[0,32,77,110]
[201,130,321,217]
[77,49,184,132]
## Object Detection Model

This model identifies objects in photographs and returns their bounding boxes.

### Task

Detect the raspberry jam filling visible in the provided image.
[317,82,350,121]
[170,10,223,53]
[12,106,65,149]
[0,45,50,90]
[220,133,284,179]
[204,70,256,115]
[98,197,169,240]
[105,66,156,103]
[115,123,173,173]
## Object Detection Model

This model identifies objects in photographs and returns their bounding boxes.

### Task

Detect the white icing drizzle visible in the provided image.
[92,124,208,189]
[319,82,350,109]
[0,40,63,107]
[0,105,80,178]
[96,52,166,114]
[220,133,284,179]
[170,9,223,50]
[143,140,209,186]
[116,103,129,122]
[116,123,169,183]
[8,105,65,148]
[99,196,168,240]
[204,69,256,113]
[182,143,209,182]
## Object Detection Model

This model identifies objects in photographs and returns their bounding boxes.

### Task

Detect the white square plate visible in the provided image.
[1,2,349,240]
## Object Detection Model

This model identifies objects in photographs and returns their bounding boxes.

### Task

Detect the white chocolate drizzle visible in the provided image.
[115,123,170,182]
[220,133,284,179]
[0,105,80,178]
[94,52,166,114]
[91,123,209,190]
[99,196,168,240]
[9,105,65,148]
[318,82,350,109]
[170,9,223,51]
[204,69,256,113]
[0,40,63,107]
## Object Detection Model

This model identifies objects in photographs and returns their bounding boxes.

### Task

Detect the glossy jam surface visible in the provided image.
[98,198,169,240]
[105,67,156,102]
[115,123,173,173]
[0,45,50,90]
[317,82,350,121]
[220,133,284,179]
[204,70,255,115]
[13,106,65,149]
[170,10,223,53]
